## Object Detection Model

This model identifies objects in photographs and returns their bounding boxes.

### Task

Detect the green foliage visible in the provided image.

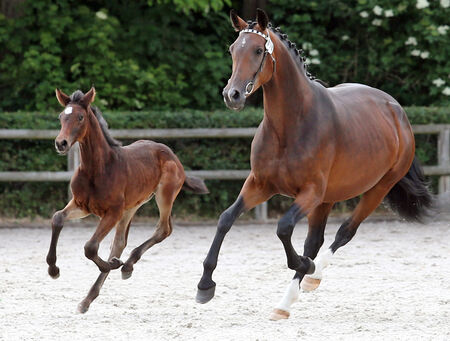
[1,0,449,113]
[268,0,450,106]
[0,107,447,219]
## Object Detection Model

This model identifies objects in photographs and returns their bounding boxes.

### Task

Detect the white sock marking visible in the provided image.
[308,248,333,279]
[275,278,300,312]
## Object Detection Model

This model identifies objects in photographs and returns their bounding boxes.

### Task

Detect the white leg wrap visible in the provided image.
[275,278,300,312]
[308,248,333,279]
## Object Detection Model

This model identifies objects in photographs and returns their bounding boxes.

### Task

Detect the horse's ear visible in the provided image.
[80,87,96,107]
[55,89,70,107]
[230,9,247,32]
[256,8,269,31]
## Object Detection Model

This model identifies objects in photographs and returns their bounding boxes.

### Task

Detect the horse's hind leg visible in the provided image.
[303,175,403,290]
[271,202,333,320]
[46,199,88,278]
[78,209,136,313]
[121,161,183,280]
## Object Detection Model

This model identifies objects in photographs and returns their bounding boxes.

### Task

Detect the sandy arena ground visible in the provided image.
[1,219,449,340]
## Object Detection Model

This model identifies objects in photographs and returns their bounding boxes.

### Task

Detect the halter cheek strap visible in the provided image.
[240,29,276,96]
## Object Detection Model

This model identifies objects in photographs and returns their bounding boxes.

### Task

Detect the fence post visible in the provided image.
[254,202,268,222]
[438,128,450,194]
[67,142,80,199]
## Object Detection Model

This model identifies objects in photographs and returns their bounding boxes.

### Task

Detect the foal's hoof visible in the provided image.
[269,309,290,321]
[77,301,90,314]
[196,286,216,304]
[301,276,321,292]
[121,265,133,280]
[109,257,124,270]
[48,265,60,279]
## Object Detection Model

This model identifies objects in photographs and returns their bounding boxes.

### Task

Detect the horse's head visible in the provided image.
[54,87,96,155]
[223,9,276,111]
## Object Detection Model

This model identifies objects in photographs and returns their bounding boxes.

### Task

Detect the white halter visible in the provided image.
[240,28,274,54]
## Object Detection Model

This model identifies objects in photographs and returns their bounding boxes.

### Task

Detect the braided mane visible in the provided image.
[247,21,326,86]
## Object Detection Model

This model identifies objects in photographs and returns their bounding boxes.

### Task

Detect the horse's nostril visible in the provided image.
[231,89,240,100]
[55,140,68,152]
[61,140,67,147]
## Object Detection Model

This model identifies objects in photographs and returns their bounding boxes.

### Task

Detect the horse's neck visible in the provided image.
[78,115,114,175]
[262,44,315,143]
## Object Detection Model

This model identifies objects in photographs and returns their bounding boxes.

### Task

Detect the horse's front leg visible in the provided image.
[196,174,272,304]
[84,208,123,273]
[46,199,89,278]
[270,184,324,320]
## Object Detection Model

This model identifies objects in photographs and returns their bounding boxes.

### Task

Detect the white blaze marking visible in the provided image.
[241,37,246,47]
[64,107,73,115]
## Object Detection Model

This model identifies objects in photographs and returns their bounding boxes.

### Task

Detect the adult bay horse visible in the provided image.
[47,87,208,313]
[196,9,433,320]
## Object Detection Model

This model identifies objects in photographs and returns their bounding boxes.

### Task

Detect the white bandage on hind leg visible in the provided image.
[308,248,333,279]
[275,278,300,312]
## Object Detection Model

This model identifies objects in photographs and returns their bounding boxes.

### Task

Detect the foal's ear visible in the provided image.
[55,89,70,107]
[256,8,269,31]
[80,87,96,108]
[230,9,247,32]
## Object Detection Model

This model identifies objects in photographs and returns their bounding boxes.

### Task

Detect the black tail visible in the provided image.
[182,176,209,194]
[385,157,434,222]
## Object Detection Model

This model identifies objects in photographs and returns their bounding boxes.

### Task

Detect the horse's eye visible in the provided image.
[256,48,264,55]
[78,114,84,121]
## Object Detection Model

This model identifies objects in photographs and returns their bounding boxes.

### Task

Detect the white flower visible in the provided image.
[373,6,383,15]
[441,0,450,8]
[311,58,321,65]
[405,37,418,46]
[309,49,319,56]
[411,49,421,56]
[443,87,450,96]
[384,9,394,17]
[360,11,369,18]
[437,25,449,35]
[372,19,382,26]
[432,78,445,87]
[342,35,349,41]
[416,0,429,9]
[302,42,313,50]
[305,58,311,65]
[420,51,429,59]
[96,11,108,20]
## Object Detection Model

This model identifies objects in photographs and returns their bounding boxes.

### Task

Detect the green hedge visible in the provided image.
[0,107,448,219]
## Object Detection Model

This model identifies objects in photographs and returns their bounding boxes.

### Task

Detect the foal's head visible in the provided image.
[223,9,275,111]
[54,87,96,154]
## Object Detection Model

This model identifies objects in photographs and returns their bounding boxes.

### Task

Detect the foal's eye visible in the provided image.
[78,114,84,121]
[256,48,263,55]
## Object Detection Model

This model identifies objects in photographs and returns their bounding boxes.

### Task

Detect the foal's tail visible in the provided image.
[385,156,434,222]
[182,176,209,194]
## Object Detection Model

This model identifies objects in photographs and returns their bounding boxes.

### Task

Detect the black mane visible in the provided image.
[69,91,122,147]
[247,21,327,86]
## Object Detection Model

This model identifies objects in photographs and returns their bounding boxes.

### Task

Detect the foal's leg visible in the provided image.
[304,178,400,292]
[46,199,89,278]
[121,162,183,279]
[272,203,333,319]
[196,174,272,304]
[84,209,124,273]
[78,208,136,313]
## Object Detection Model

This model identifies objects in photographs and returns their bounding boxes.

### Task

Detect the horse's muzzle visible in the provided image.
[222,87,245,111]
[55,139,69,155]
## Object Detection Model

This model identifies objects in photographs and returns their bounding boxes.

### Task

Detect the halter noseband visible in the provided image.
[240,28,276,96]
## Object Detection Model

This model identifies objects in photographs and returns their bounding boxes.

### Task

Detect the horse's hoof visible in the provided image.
[121,265,133,280]
[109,257,123,270]
[48,265,60,279]
[301,276,321,292]
[196,286,216,304]
[269,309,290,321]
[77,301,89,314]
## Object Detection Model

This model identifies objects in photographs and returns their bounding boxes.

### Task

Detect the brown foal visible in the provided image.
[196,9,433,320]
[46,87,208,313]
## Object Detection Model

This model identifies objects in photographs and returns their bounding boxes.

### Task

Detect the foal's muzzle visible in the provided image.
[55,139,69,155]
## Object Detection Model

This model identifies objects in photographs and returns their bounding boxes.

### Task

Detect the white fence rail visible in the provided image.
[0,125,449,220]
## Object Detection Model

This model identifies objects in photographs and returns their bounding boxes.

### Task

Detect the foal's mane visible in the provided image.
[247,21,327,86]
[69,90,122,147]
